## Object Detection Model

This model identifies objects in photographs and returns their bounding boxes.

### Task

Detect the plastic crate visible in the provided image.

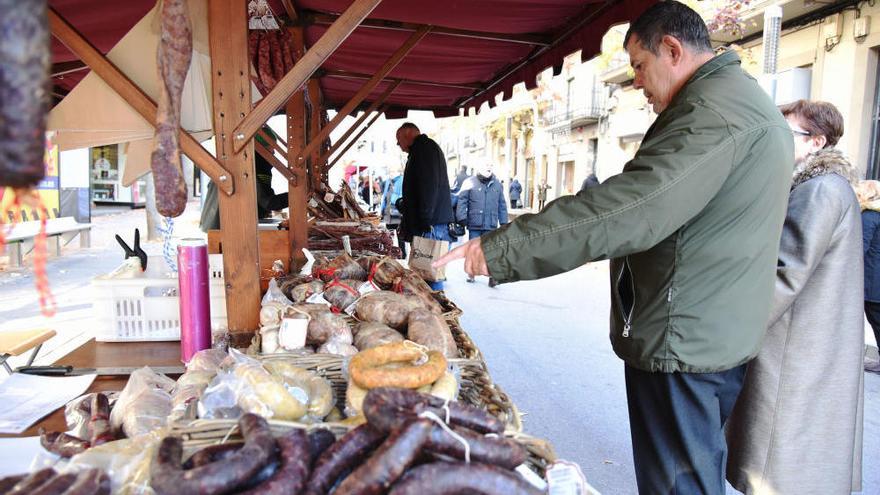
[92,255,227,342]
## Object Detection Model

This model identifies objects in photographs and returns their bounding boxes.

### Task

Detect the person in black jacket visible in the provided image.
[396,122,455,290]
[857,180,880,372]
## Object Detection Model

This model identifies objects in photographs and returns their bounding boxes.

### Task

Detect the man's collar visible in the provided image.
[687,49,740,85]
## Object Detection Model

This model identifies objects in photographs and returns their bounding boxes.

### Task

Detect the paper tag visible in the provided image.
[343,299,360,317]
[546,460,590,495]
[306,292,332,306]
[278,317,309,350]
[515,465,548,492]
[358,281,379,296]
[299,248,316,276]
[308,198,319,208]
[324,193,336,203]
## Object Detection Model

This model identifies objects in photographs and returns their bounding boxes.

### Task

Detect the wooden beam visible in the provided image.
[307,78,324,191]
[258,128,287,156]
[48,7,235,196]
[287,27,309,269]
[303,11,551,46]
[255,140,294,182]
[51,60,88,77]
[296,26,429,165]
[319,80,399,164]
[281,0,298,21]
[209,0,262,343]
[232,0,383,153]
[321,69,481,90]
[326,108,385,171]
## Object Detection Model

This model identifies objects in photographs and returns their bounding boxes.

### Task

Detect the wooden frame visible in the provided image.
[48,7,235,195]
[209,0,262,343]
[232,0,383,153]
[326,108,386,171]
[295,26,430,165]
[286,26,310,268]
[322,69,482,90]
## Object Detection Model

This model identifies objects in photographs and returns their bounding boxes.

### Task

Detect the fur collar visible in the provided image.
[791,148,859,190]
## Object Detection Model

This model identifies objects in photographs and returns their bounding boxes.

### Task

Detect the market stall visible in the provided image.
[0,0,655,492]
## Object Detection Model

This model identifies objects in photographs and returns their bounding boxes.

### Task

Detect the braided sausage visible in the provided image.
[150,0,192,217]
[388,462,544,495]
[266,30,284,82]
[0,0,49,188]
[305,424,385,495]
[150,414,275,495]
[257,31,276,90]
[240,428,310,495]
[334,420,432,495]
[363,388,504,435]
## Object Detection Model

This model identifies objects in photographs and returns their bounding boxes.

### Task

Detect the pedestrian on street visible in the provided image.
[726,100,864,494]
[395,122,455,290]
[456,166,508,287]
[379,167,406,258]
[508,177,522,209]
[536,180,551,209]
[858,179,880,371]
[434,2,794,493]
[580,173,600,191]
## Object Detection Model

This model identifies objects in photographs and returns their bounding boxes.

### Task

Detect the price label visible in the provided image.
[546,460,591,495]
[306,292,332,306]
[279,317,309,350]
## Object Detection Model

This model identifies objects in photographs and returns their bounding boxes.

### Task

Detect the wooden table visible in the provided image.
[0,339,182,438]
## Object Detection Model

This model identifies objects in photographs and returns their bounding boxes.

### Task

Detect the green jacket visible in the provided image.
[482,51,794,373]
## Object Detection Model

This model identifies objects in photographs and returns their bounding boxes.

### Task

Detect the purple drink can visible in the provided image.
[178,239,211,363]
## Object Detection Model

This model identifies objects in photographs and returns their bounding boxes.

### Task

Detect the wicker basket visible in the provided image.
[172,419,554,477]
[237,353,521,432]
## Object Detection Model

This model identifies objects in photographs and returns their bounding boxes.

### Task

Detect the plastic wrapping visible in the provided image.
[65,392,119,440]
[110,367,175,438]
[186,348,227,373]
[261,278,293,306]
[169,370,216,422]
[65,431,164,495]
[263,361,336,423]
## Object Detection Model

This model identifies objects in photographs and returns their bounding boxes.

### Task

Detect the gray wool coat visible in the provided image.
[726,149,864,494]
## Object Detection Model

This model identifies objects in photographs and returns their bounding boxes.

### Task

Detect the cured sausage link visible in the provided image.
[334,420,433,495]
[363,388,504,435]
[425,425,528,469]
[62,469,111,495]
[150,413,276,495]
[150,0,191,217]
[240,428,310,495]
[388,462,544,495]
[0,0,49,188]
[305,424,385,495]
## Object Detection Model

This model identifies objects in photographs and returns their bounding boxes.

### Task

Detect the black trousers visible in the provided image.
[510,199,517,209]
[625,363,747,495]
[865,301,880,347]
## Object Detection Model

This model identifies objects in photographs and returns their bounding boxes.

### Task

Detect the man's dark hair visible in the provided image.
[779,99,844,148]
[398,122,420,132]
[624,1,712,55]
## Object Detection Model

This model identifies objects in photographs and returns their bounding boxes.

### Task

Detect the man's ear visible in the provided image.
[661,35,684,65]
[813,135,828,150]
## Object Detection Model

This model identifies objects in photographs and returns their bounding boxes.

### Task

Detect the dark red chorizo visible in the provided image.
[363,388,504,435]
[62,469,111,495]
[150,413,276,495]
[6,468,56,495]
[257,31,276,90]
[388,462,544,495]
[305,424,385,495]
[0,474,25,493]
[279,28,295,73]
[0,0,49,189]
[39,428,89,458]
[307,428,337,467]
[29,472,77,495]
[150,0,192,217]
[424,425,528,469]
[334,419,432,495]
[88,393,114,446]
[266,30,284,82]
[240,428,310,495]
[183,442,243,469]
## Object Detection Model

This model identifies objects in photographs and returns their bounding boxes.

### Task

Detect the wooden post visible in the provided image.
[209,0,261,345]
[48,7,234,195]
[232,0,383,153]
[326,109,385,171]
[295,27,430,165]
[287,27,309,268]
[307,79,325,192]
[318,80,399,166]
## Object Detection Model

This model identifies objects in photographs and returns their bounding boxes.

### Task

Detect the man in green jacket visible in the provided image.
[436,2,793,493]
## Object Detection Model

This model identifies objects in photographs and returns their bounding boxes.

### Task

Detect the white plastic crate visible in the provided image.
[92,255,227,342]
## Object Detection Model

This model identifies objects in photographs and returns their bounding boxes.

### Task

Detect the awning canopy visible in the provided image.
[49,0,655,119]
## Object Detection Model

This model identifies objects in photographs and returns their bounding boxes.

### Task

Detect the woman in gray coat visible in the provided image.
[726,100,864,494]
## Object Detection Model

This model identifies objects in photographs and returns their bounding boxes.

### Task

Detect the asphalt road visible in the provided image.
[441,256,880,494]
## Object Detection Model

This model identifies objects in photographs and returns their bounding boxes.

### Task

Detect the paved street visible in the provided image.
[0,206,877,493]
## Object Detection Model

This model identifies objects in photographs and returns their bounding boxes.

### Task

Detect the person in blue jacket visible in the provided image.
[455,165,508,286]
[858,180,880,371]
[379,167,405,258]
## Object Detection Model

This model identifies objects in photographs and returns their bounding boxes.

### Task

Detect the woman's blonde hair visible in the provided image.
[855,180,880,207]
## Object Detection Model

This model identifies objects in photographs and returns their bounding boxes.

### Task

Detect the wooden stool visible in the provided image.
[0,329,56,374]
